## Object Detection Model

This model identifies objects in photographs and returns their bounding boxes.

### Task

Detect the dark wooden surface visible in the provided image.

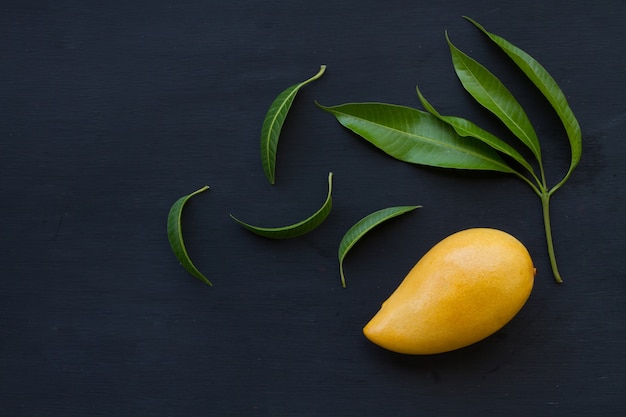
[2,1,625,415]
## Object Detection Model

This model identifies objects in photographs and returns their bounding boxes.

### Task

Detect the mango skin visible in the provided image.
[363,228,535,355]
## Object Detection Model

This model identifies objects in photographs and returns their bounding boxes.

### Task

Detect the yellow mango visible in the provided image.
[363,228,535,354]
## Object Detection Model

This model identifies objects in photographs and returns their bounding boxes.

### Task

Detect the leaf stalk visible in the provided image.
[540,191,563,283]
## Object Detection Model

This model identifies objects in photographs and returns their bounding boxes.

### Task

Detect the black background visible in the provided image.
[2,0,625,416]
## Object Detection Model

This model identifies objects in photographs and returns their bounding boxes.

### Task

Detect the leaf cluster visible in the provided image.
[167,66,417,287]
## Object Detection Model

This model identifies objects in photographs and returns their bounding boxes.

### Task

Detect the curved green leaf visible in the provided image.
[416,85,537,179]
[167,186,212,286]
[230,172,333,238]
[446,32,543,165]
[338,205,420,288]
[261,65,327,184]
[464,16,582,190]
[317,101,514,173]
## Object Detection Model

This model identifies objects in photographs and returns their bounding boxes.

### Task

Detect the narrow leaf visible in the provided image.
[464,16,582,187]
[167,186,212,286]
[230,172,333,239]
[338,205,420,288]
[446,33,543,164]
[317,101,515,173]
[261,65,327,184]
[416,85,536,178]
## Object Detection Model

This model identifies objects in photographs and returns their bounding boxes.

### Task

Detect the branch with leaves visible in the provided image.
[320,17,581,283]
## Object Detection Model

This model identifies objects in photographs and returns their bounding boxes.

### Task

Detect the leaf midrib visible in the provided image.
[454,53,539,159]
[335,106,512,171]
[264,87,298,163]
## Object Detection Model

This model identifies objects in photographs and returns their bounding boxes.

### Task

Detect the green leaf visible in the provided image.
[261,65,327,184]
[416,85,537,179]
[338,205,420,288]
[167,186,212,286]
[230,172,333,238]
[446,32,543,165]
[464,16,582,189]
[317,101,515,173]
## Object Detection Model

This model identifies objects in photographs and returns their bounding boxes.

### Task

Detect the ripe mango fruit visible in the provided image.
[363,228,535,354]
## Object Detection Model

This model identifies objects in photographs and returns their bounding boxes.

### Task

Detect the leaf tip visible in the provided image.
[461,15,481,28]
[262,159,276,184]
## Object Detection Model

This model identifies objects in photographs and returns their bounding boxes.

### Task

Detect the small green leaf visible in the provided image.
[416,85,537,179]
[167,186,212,286]
[446,32,543,165]
[338,205,420,288]
[464,16,582,190]
[317,101,515,173]
[261,65,327,184]
[230,172,333,238]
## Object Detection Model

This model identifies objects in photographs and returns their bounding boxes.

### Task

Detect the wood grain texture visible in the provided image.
[1,0,625,416]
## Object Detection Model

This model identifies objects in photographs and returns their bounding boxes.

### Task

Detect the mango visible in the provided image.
[363,228,535,354]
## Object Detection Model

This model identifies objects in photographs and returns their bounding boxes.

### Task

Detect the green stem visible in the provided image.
[513,170,541,197]
[538,159,548,190]
[540,191,563,283]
